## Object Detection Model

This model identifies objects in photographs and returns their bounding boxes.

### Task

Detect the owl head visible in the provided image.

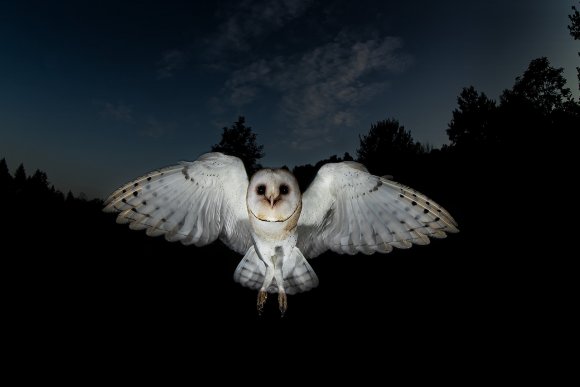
[247,168,301,222]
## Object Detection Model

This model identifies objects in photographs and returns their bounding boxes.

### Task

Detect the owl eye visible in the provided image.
[256,185,266,195]
[279,184,289,195]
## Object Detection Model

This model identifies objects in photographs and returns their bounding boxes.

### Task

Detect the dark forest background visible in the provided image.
[3,7,579,356]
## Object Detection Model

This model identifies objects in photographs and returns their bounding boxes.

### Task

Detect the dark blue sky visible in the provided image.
[1,0,578,198]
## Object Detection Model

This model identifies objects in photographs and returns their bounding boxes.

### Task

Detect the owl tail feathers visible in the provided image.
[233,246,319,295]
[282,247,319,295]
[234,245,266,291]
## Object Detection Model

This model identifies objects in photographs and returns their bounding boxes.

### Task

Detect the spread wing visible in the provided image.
[297,162,459,258]
[103,152,252,255]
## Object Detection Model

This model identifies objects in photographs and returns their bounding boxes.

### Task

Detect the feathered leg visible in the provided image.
[272,252,287,317]
[257,266,274,314]
[257,290,268,314]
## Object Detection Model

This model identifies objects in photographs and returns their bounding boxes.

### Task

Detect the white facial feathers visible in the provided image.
[246,168,301,223]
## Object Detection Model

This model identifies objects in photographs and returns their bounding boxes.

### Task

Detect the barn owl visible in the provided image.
[104,152,458,315]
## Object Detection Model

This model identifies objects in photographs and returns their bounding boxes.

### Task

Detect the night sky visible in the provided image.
[1,0,578,198]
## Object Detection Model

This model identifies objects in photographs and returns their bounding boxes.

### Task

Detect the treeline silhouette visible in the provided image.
[3,55,578,337]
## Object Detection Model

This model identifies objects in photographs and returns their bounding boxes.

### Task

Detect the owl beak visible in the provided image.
[268,194,277,208]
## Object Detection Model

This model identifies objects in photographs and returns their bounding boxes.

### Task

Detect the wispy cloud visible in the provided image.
[157,49,189,79]
[139,117,171,138]
[95,100,172,138]
[223,34,411,150]
[97,101,134,123]
[155,0,312,77]
[209,0,313,54]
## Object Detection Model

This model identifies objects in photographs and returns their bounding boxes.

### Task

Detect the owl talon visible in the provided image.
[257,290,268,314]
[278,292,287,317]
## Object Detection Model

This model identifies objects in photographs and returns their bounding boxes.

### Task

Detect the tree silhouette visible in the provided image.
[66,190,75,202]
[211,116,265,175]
[342,152,354,162]
[501,57,571,115]
[0,158,14,201]
[50,185,65,202]
[447,86,498,150]
[14,163,27,190]
[356,118,423,177]
[28,169,49,192]
[569,3,580,89]
[0,158,11,184]
[499,57,573,149]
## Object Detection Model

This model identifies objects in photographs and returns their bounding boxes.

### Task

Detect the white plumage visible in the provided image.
[104,152,458,314]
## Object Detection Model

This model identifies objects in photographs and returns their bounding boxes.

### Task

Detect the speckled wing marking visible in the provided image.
[103,152,252,255]
[297,161,459,258]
